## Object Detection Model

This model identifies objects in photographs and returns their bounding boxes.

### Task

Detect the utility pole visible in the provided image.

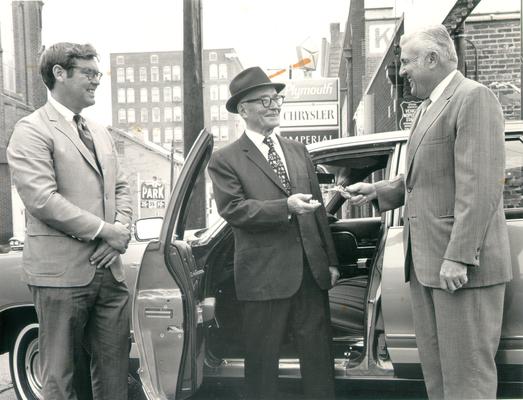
[183,0,206,229]
[521,0,522,118]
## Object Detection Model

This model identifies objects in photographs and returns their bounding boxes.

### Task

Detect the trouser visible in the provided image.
[31,268,130,400]
[409,265,506,400]
[242,263,335,400]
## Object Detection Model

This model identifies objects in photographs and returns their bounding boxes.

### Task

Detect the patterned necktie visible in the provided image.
[73,114,101,171]
[263,136,291,195]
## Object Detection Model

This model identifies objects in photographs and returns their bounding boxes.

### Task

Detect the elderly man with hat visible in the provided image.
[208,67,340,399]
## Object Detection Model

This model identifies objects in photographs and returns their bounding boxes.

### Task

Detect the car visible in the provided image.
[1,123,522,399]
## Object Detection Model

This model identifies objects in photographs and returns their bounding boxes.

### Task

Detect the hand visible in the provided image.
[99,221,131,253]
[439,259,468,293]
[329,266,340,287]
[287,193,321,215]
[90,241,120,269]
[344,182,377,206]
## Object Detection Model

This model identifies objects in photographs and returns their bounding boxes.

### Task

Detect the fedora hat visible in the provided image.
[225,66,286,113]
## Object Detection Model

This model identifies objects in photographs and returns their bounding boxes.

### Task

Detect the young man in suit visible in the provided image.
[343,25,511,399]
[7,43,133,399]
[208,67,340,400]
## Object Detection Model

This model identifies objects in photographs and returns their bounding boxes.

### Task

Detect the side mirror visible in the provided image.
[134,217,163,241]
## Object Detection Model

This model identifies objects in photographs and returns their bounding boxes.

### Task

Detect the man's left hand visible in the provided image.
[329,266,340,287]
[90,241,119,269]
[439,260,468,293]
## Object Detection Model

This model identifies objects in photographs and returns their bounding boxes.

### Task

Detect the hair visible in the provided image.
[39,42,98,90]
[400,25,458,67]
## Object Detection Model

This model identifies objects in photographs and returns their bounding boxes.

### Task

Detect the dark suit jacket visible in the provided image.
[375,71,512,288]
[208,133,338,301]
[7,102,133,287]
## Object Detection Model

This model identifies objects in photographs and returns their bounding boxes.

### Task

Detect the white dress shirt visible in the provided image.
[426,69,458,112]
[245,129,290,176]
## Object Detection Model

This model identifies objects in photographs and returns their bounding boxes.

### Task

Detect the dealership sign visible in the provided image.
[280,78,340,143]
[141,180,166,208]
[399,100,422,130]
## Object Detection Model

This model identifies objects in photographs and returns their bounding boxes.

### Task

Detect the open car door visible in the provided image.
[133,130,214,400]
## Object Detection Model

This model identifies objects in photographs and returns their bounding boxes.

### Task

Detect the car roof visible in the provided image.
[307,120,523,153]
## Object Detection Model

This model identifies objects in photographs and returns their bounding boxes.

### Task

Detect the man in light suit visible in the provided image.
[7,43,132,399]
[208,67,340,400]
[343,25,511,399]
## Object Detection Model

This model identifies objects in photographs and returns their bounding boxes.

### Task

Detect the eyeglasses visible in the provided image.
[241,94,285,108]
[70,66,103,81]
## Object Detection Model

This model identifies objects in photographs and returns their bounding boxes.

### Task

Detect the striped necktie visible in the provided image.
[73,114,101,171]
[263,136,291,195]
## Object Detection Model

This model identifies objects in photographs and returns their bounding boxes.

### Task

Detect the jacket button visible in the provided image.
[407,187,413,193]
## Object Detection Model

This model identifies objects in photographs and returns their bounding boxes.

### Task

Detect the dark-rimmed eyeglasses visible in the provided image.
[241,94,285,108]
[70,66,103,81]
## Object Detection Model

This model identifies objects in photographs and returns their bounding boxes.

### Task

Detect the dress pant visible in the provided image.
[409,264,505,400]
[31,268,130,400]
[242,263,335,400]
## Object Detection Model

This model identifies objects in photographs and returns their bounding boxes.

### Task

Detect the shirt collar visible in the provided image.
[428,69,457,105]
[245,128,278,147]
[48,92,77,123]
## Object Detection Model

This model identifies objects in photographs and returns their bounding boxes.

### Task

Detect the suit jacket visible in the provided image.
[7,102,133,287]
[375,71,512,288]
[208,133,338,301]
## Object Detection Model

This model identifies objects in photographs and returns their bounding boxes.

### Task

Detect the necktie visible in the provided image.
[263,136,291,195]
[412,98,432,131]
[73,114,100,170]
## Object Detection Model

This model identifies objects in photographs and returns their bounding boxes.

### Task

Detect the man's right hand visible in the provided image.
[99,221,131,253]
[287,193,321,215]
[342,182,377,206]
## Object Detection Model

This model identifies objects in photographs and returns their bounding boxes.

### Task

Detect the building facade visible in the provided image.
[109,49,244,154]
[0,0,46,248]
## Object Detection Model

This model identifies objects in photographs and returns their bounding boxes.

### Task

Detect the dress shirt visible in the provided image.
[245,129,290,176]
[48,94,105,240]
[426,69,458,112]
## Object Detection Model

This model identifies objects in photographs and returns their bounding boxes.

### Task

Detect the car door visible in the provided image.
[133,129,214,400]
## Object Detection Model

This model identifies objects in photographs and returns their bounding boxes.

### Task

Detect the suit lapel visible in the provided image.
[406,71,465,176]
[44,103,101,175]
[240,133,289,195]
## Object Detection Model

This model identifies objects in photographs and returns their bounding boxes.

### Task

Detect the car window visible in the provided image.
[504,138,523,219]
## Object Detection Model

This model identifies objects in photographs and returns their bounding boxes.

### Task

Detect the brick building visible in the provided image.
[0,0,46,247]
[109,49,244,154]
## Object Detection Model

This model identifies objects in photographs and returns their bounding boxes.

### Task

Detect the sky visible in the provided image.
[39,0,520,124]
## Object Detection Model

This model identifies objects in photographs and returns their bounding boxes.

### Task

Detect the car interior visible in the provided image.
[199,149,393,365]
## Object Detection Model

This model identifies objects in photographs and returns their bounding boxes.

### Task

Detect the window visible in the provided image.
[151,66,159,82]
[219,84,228,100]
[116,68,125,83]
[210,105,219,121]
[172,86,182,101]
[142,128,149,139]
[172,65,181,80]
[210,85,219,101]
[151,87,160,102]
[218,64,227,79]
[211,125,219,139]
[150,54,159,64]
[125,67,134,82]
[126,88,135,103]
[174,127,183,142]
[152,107,161,122]
[140,88,148,103]
[152,127,161,143]
[163,66,172,81]
[164,127,174,143]
[209,51,217,61]
[220,125,229,141]
[163,86,172,102]
[115,139,125,155]
[118,108,126,123]
[209,64,218,80]
[139,67,147,82]
[140,108,148,123]
[117,88,126,103]
[127,108,136,123]
[164,107,173,122]
[116,55,125,65]
[220,105,228,120]
[173,106,182,121]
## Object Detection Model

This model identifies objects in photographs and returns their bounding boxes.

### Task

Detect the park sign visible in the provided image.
[141,180,166,209]
[279,78,340,143]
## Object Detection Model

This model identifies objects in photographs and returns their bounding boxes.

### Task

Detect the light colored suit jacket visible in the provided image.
[7,102,132,287]
[375,71,512,288]
[208,133,338,301]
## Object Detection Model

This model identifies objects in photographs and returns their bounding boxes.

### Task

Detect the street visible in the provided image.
[1,352,521,400]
